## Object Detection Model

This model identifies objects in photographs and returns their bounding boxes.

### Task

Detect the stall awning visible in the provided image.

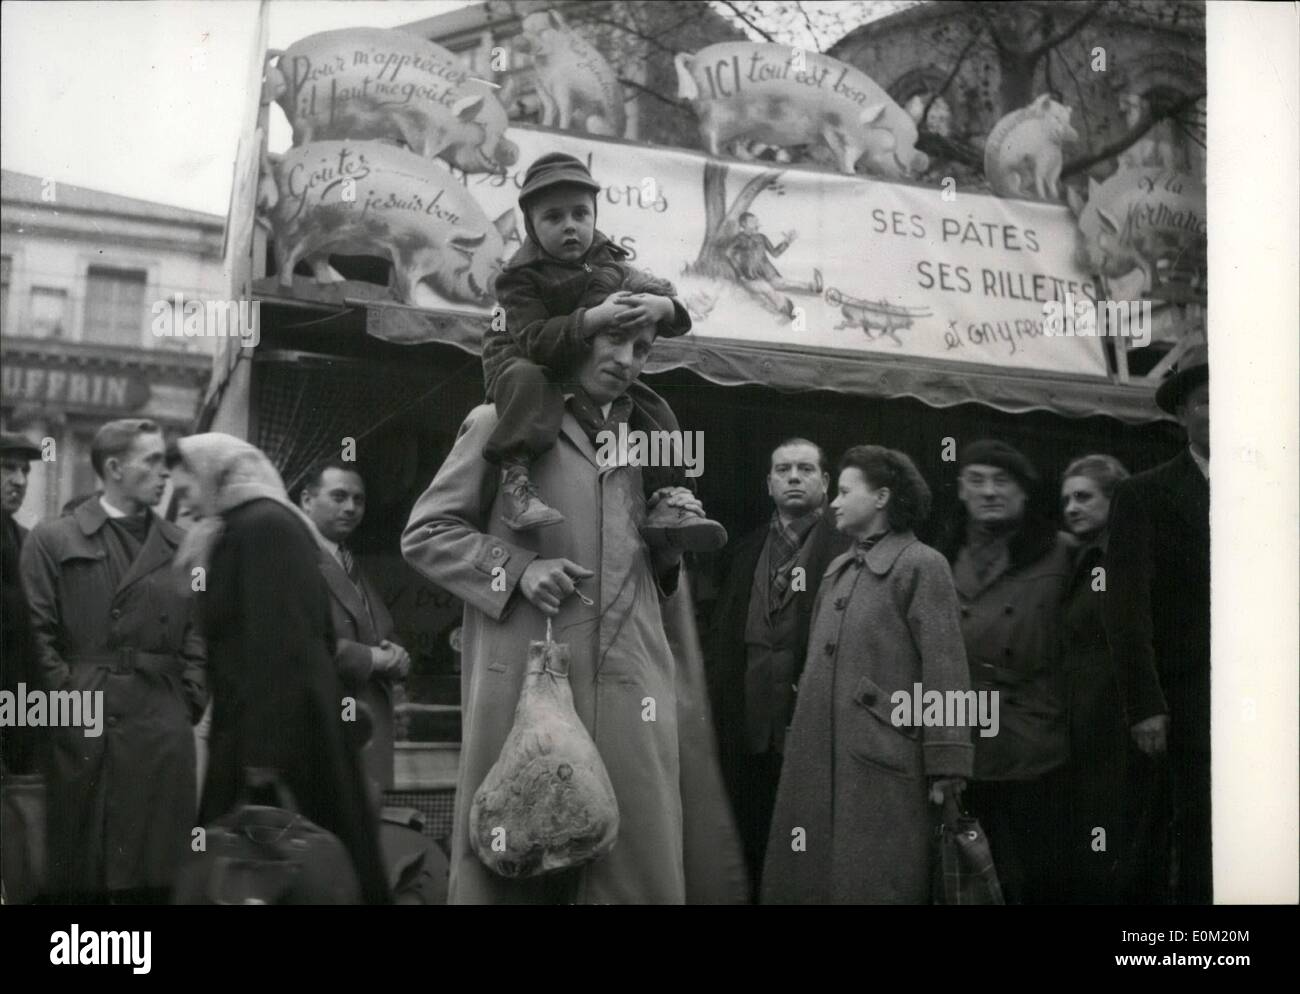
[224,281,1167,425]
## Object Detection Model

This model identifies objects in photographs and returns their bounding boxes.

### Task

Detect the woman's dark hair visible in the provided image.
[1061,453,1130,499]
[838,445,932,531]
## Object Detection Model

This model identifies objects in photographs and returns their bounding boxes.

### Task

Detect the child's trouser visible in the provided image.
[484,357,685,494]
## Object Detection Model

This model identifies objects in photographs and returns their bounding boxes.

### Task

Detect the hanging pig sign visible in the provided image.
[264,27,518,174]
[1067,167,1206,296]
[259,140,517,306]
[674,42,928,178]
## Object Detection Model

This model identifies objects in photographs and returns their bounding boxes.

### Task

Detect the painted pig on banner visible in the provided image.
[1066,167,1207,295]
[259,140,517,306]
[675,42,928,178]
[264,27,518,174]
[984,94,1079,201]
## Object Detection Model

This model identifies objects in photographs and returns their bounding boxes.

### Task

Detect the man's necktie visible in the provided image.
[338,543,357,581]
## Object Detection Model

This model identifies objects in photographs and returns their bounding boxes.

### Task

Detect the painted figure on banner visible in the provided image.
[723,212,823,319]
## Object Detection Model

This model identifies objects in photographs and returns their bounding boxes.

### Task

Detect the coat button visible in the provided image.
[110,608,122,620]
[107,716,119,727]
[834,597,847,611]
[824,642,836,656]
[1003,605,1014,615]
[491,547,505,559]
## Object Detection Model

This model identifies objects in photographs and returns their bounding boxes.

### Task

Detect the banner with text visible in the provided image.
[446,130,1107,376]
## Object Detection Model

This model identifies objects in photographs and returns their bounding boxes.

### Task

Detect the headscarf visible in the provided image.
[174,433,314,575]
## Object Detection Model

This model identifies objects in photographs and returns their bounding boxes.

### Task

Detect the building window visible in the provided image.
[0,256,10,332]
[84,266,147,346]
[30,286,70,339]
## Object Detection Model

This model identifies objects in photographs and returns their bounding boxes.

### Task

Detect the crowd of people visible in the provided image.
[0,149,1212,906]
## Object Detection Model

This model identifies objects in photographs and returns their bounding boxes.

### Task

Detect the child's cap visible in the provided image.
[518,152,601,208]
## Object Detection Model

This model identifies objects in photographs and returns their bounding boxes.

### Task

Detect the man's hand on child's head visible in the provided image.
[583,292,634,335]
[612,293,674,327]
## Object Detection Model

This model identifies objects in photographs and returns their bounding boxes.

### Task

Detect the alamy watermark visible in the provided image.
[890,683,1000,738]
[1042,292,1151,348]
[595,422,704,478]
[0,683,104,737]
[150,295,261,347]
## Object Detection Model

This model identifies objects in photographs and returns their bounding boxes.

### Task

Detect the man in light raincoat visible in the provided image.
[403,320,746,904]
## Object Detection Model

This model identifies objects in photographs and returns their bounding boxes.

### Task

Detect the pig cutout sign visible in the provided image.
[1067,167,1206,297]
[259,140,517,306]
[984,94,1079,201]
[515,9,626,137]
[675,43,928,178]
[264,27,518,174]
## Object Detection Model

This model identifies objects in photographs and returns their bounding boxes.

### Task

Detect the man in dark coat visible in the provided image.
[299,459,409,792]
[1103,345,1211,904]
[2,432,43,777]
[708,438,849,894]
[20,419,206,903]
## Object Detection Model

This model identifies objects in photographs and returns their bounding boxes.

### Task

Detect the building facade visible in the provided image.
[0,170,224,526]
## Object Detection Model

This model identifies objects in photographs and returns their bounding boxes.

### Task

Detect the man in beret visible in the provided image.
[938,438,1073,904]
[1103,344,1211,904]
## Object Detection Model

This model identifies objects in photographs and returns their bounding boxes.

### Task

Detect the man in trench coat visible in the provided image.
[403,322,747,904]
[20,419,206,902]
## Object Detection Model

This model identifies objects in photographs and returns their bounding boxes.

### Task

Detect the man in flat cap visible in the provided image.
[1103,344,1211,904]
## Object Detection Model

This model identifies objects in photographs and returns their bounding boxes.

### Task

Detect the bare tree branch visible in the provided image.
[1028,0,1107,59]
[796,2,821,53]
[716,0,780,44]
[1062,91,1205,177]
[618,75,688,109]
[921,19,987,129]
[915,131,983,169]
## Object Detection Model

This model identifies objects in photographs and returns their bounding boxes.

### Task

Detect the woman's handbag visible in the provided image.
[932,794,1005,905]
[173,768,362,905]
[0,770,46,905]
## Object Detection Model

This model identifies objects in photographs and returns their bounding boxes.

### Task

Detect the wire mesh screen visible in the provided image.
[251,357,446,495]
[383,789,457,846]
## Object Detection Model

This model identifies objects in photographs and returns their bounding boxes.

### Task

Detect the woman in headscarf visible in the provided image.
[762,445,972,904]
[1058,454,1139,904]
[171,433,389,904]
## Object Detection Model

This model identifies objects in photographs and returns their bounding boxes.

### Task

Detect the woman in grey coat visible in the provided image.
[762,446,972,904]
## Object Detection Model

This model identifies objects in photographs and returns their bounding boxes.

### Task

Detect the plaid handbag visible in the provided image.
[933,794,1005,905]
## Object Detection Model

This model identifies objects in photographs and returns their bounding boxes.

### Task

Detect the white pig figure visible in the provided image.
[674,43,927,178]
[515,10,626,137]
[259,141,517,307]
[264,27,518,174]
[984,94,1079,201]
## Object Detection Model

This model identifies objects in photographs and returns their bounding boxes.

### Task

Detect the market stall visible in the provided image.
[201,18,1205,847]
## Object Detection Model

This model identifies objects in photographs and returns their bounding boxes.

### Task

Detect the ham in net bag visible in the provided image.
[469,637,619,878]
